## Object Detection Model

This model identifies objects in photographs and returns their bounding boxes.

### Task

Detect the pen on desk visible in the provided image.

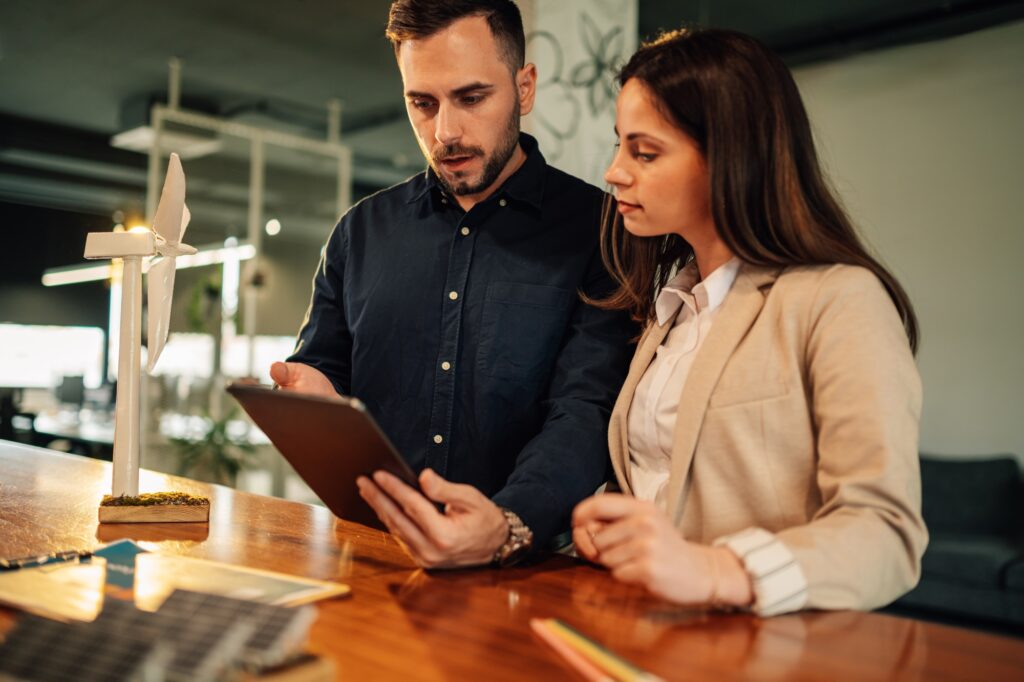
[0,549,93,571]
[531,619,614,682]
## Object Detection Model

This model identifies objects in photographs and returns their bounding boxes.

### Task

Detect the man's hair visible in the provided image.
[386,0,525,74]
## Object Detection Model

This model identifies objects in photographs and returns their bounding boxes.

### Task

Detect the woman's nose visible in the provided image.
[604,162,632,188]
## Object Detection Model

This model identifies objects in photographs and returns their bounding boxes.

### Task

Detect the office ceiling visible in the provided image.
[1,0,1021,245]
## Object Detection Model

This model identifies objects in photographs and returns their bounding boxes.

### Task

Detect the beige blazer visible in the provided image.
[609,263,927,611]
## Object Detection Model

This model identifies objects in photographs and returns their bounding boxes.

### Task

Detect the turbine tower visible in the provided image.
[84,153,196,497]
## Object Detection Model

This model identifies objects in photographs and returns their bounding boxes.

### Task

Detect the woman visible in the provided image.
[572,29,927,616]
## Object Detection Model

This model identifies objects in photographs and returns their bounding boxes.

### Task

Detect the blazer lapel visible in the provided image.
[608,318,673,495]
[664,265,779,524]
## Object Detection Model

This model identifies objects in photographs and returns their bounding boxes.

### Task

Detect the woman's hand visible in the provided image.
[573,493,753,607]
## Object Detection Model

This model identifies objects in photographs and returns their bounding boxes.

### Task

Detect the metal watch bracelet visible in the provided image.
[493,508,533,566]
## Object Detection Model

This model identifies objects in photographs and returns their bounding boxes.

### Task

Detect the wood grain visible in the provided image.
[98,503,210,523]
[1,441,1022,681]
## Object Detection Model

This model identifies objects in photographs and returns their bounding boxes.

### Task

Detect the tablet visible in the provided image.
[226,382,418,530]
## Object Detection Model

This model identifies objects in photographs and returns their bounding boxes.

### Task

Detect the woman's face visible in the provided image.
[604,78,713,242]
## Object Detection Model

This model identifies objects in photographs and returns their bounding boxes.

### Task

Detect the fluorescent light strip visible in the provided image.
[42,243,257,287]
[42,263,115,287]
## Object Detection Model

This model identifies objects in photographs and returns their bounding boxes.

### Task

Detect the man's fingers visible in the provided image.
[269,361,338,398]
[357,476,434,559]
[419,468,480,508]
[269,361,291,386]
[372,471,447,538]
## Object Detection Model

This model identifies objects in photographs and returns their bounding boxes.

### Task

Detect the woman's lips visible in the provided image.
[617,200,641,215]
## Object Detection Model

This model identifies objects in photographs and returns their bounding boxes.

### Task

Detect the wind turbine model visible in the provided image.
[87,153,210,523]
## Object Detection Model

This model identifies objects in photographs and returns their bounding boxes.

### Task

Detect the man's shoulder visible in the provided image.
[541,163,606,205]
[343,172,427,221]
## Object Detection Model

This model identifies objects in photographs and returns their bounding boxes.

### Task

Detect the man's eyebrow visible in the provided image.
[451,82,493,97]
[405,82,494,99]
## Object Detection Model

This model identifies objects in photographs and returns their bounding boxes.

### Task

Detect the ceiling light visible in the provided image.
[110,126,223,160]
[42,242,257,287]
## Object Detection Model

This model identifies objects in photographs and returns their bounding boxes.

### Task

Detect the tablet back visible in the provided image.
[227,383,417,530]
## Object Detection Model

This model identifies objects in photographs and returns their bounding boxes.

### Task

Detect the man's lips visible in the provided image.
[439,155,475,171]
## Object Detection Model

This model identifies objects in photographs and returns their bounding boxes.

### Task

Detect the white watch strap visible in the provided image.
[714,527,808,616]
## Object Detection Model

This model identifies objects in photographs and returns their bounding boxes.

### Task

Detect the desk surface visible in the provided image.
[1,442,1022,681]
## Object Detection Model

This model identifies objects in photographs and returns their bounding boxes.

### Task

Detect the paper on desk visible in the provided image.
[131,552,350,611]
[1,539,349,623]
[97,538,349,611]
[0,558,107,622]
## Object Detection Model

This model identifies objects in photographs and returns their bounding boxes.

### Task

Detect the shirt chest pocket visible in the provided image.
[476,282,575,383]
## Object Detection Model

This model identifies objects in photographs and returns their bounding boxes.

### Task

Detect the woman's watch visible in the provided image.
[493,508,533,566]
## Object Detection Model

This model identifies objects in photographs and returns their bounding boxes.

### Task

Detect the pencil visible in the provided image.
[530,619,614,682]
[544,619,665,682]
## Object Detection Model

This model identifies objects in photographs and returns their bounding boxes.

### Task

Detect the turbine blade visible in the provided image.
[179,203,191,243]
[146,257,176,373]
[152,153,186,246]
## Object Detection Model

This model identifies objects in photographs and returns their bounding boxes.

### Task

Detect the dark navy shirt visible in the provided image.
[289,133,636,545]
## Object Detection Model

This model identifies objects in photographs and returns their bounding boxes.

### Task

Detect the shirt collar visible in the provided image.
[655,257,742,326]
[407,133,546,210]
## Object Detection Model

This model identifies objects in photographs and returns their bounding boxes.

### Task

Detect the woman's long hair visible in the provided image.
[592,29,918,352]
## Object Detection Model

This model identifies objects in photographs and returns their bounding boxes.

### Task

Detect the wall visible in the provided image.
[794,20,1024,461]
[520,0,638,186]
[0,202,110,332]
[166,234,327,341]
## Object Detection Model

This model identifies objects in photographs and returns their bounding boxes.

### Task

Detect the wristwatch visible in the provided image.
[492,508,533,566]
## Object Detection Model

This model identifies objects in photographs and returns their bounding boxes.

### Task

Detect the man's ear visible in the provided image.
[517,63,538,116]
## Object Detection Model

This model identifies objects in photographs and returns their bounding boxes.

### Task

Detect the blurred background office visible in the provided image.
[0,0,1022,631]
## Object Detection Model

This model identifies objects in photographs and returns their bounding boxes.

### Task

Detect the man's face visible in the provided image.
[398,15,531,197]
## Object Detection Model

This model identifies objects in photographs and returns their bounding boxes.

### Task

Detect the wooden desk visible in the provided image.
[1,442,1022,681]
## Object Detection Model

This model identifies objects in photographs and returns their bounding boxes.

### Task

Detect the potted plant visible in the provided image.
[169,408,256,487]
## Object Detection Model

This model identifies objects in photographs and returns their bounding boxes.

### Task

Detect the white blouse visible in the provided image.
[626,257,741,509]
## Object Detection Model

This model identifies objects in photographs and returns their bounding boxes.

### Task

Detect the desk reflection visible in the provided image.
[384,555,931,681]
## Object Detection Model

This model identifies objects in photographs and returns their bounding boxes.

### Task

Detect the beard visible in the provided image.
[428,100,520,197]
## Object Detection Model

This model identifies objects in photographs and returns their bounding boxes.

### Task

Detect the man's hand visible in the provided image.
[356,468,509,569]
[269,361,338,399]
[573,493,753,607]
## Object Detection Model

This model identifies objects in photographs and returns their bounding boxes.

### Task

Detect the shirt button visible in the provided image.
[441,197,448,204]
[448,291,458,300]
[499,199,507,207]
[433,434,443,444]
[460,227,470,236]
[441,361,452,371]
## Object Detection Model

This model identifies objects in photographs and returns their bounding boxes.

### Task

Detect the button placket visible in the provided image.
[424,217,477,472]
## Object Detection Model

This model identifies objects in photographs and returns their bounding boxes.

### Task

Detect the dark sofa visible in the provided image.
[893,455,1024,628]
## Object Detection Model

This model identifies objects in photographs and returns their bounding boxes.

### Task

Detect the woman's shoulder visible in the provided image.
[762,263,906,345]
[770,263,889,302]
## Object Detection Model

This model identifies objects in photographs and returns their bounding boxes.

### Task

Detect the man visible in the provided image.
[271,0,634,568]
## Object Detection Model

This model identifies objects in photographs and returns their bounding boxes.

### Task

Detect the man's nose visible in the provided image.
[434,102,463,147]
